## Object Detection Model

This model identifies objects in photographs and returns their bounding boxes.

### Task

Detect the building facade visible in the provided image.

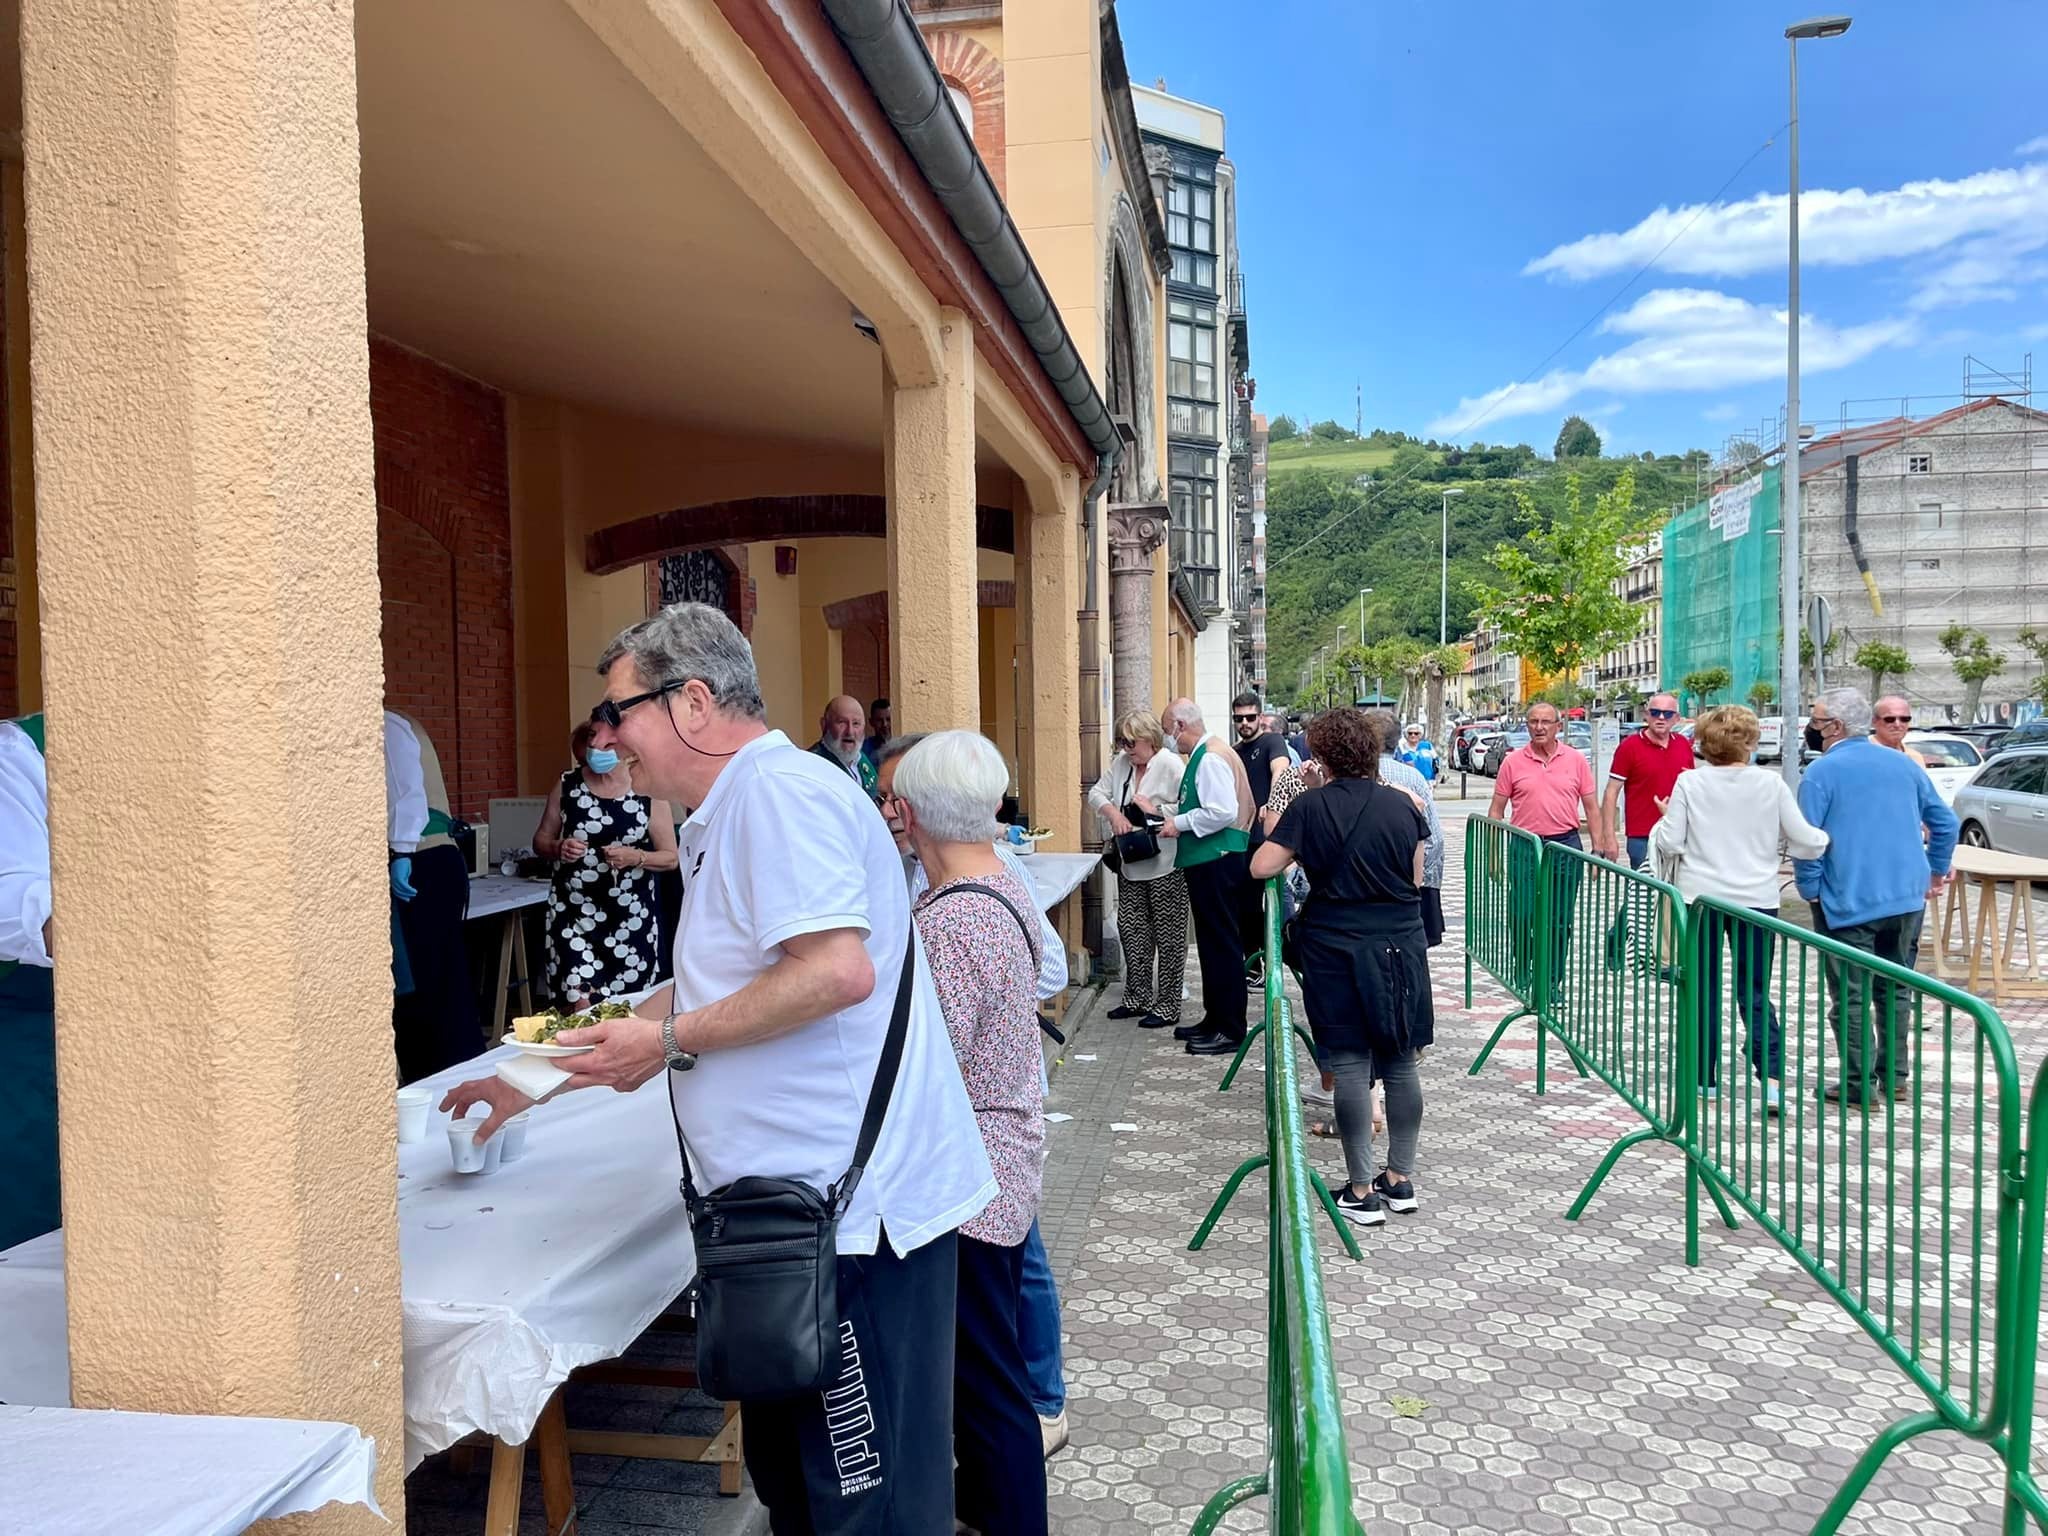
[1592,533,1664,710]
[1133,82,1255,727]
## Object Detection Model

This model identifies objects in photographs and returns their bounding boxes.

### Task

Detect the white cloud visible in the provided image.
[1524,165,2048,287]
[1702,403,1742,422]
[1424,287,1913,436]
[2019,135,2048,158]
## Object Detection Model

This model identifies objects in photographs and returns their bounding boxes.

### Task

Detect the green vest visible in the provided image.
[1174,740,1248,869]
[3,713,46,978]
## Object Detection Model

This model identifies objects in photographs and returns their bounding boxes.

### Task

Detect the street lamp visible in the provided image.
[1439,488,1464,646]
[1780,13,1851,790]
[1357,587,1373,650]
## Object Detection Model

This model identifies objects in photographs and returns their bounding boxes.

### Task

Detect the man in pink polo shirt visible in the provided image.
[1489,702,1597,849]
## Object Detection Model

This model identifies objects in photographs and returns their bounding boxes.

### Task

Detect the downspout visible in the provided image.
[822,0,1124,963]
[1843,453,1883,617]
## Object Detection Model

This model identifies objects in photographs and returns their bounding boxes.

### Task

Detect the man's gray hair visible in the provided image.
[1161,699,1204,734]
[891,730,1007,842]
[872,731,931,768]
[1818,686,1872,736]
[597,602,765,719]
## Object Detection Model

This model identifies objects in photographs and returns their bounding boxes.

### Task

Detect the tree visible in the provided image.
[1610,682,1645,720]
[1554,415,1602,460]
[1727,437,1763,466]
[1746,679,1777,713]
[1798,628,1844,695]
[1423,644,1468,747]
[1939,623,2006,723]
[1268,414,1299,443]
[1681,667,1732,710]
[1466,466,1665,780]
[1309,419,1355,443]
[2017,627,2048,707]
[1853,640,1913,698]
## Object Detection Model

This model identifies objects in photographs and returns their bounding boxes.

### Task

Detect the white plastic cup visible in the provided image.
[447,1119,489,1174]
[396,1087,432,1145]
[499,1113,530,1163]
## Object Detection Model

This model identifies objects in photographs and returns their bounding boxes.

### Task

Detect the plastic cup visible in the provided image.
[447,1119,489,1174]
[396,1087,432,1145]
[499,1113,530,1164]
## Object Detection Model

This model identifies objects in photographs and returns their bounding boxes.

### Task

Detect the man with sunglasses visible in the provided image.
[1596,693,1694,869]
[442,603,995,1533]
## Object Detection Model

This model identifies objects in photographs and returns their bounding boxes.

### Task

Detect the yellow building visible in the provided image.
[2,1,1127,1523]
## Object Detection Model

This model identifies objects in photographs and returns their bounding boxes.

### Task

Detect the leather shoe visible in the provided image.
[1139,1013,1174,1030]
[1106,1005,1143,1021]
[1173,1021,1202,1041]
[1184,1031,1241,1056]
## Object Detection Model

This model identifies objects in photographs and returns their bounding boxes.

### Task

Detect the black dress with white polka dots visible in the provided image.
[544,768,657,1008]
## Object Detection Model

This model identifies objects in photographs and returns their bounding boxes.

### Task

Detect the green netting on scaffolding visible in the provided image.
[1660,464,1782,708]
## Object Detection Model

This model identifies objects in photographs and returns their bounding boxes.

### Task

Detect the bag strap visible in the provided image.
[920,879,1065,1045]
[671,930,918,1219]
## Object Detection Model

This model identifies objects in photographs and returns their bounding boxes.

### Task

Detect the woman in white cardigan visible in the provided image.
[1649,705,1829,1113]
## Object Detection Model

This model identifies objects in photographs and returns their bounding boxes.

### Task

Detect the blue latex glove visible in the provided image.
[390,856,418,902]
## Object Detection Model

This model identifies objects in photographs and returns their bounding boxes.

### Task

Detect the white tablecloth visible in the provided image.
[466,873,551,921]
[0,1404,378,1535]
[0,1047,693,1471]
[1017,851,1098,912]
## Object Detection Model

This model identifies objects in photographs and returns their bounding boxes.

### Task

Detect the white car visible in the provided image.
[1755,716,1783,763]
[1904,731,1984,804]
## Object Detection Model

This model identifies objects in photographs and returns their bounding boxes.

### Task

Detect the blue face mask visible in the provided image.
[586,749,620,774]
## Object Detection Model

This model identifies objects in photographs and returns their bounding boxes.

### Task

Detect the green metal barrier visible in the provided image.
[1186,880,1366,1535]
[1464,816,1562,1092]
[1999,1055,2048,1532]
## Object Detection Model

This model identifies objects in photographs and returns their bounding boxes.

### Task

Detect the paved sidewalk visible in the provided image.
[1044,818,2031,1534]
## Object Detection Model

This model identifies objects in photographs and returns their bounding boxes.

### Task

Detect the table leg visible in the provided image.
[1970,876,1996,997]
[536,1390,579,1536]
[714,1402,743,1497]
[1991,879,2014,1001]
[512,915,535,1018]
[493,916,516,1043]
[2018,878,2042,982]
[484,1436,525,1536]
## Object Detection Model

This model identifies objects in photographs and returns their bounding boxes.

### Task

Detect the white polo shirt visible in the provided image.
[0,720,51,967]
[668,730,994,1258]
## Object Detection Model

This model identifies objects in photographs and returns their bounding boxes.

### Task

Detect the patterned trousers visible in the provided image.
[1116,869,1189,1024]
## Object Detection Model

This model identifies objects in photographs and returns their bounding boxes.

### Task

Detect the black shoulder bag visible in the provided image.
[672,935,916,1402]
[924,879,1066,1046]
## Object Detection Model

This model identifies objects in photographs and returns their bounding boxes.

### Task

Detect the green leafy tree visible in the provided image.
[1681,667,1733,709]
[1309,419,1355,442]
[1610,682,1645,720]
[1853,640,1913,698]
[1268,414,1299,443]
[1554,415,1602,460]
[1939,623,2006,723]
[1798,628,1844,695]
[1423,644,1468,747]
[1747,679,1776,713]
[2017,627,2048,708]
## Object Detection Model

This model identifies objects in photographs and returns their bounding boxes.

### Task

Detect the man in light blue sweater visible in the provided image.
[1794,687,1957,1105]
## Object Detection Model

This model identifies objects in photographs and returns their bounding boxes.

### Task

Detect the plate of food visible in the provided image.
[503,998,634,1057]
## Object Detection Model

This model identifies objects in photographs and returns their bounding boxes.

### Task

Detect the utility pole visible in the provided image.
[1355,382,1361,440]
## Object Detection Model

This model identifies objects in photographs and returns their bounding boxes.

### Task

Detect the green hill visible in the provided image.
[1263,436,1710,703]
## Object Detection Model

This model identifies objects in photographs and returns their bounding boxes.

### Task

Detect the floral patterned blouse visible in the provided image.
[913,866,1043,1247]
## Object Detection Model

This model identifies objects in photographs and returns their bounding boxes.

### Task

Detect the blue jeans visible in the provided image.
[1017,1220,1066,1417]
[1697,905,1783,1087]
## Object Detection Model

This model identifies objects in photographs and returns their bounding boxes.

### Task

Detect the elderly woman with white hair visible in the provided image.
[893,729,1050,1535]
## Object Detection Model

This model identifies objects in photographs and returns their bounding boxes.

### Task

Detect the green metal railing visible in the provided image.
[1186,880,1365,1535]
[1468,831,2048,1532]
[1464,817,1558,1092]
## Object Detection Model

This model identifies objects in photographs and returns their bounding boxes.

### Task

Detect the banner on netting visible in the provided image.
[1710,474,1761,542]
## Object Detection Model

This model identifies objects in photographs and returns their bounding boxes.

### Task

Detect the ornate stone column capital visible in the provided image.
[1107,501,1168,577]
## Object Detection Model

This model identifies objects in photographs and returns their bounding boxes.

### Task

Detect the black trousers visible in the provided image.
[392,843,482,1084]
[1185,852,1250,1039]
[743,1230,959,1536]
[954,1234,1050,1536]
[0,964,58,1250]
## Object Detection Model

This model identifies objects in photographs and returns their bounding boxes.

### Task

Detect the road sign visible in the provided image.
[1805,593,1832,652]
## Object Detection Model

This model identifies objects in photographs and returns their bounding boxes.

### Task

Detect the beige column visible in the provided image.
[22,2,401,1526]
[1108,502,1169,729]
[885,310,979,732]
[1016,469,1082,850]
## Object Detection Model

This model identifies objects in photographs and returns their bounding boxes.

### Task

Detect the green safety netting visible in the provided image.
[1660,464,1782,708]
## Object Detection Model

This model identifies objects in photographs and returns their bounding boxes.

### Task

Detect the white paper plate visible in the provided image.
[500,1032,598,1058]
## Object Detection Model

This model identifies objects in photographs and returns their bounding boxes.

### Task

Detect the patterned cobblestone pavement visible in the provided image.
[1044,812,2046,1535]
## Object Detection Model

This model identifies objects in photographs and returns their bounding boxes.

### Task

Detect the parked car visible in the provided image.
[1986,719,2048,758]
[1951,745,2048,856]
[1903,731,1984,805]
[1452,722,1490,770]
[1754,715,1783,763]
[1481,725,1529,777]
[1949,722,2012,756]
[1466,726,1505,773]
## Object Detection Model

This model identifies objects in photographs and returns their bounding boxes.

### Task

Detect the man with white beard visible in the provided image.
[813,693,880,800]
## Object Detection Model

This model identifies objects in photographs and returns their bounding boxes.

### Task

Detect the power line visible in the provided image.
[1269,121,1792,577]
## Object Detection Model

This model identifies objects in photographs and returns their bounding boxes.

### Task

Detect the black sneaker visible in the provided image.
[1334,1184,1385,1228]
[1245,956,1266,986]
[1106,1004,1144,1021]
[1139,1013,1174,1030]
[1372,1170,1420,1215]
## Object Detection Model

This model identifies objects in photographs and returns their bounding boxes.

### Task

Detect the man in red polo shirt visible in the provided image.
[1489,702,1597,849]
[1595,692,1694,868]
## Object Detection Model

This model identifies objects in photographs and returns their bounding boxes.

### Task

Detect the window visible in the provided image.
[945,82,974,135]
[1907,453,1933,475]
[1164,157,1218,289]
[1916,497,1947,536]
[1167,301,1217,402]
[1170,446,1220,607]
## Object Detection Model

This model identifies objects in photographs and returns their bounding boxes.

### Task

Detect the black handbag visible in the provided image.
[672,934,915,1401]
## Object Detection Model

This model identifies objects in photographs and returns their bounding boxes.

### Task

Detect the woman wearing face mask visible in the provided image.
[533,720,678,1007]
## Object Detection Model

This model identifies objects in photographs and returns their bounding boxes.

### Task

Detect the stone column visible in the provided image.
[885,309,979,731]
[1015,468,1081,850]
[22,1,402,1525]
[1108,501,1169,727]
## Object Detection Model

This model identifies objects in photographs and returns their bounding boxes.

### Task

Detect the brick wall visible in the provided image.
[371,336,514,818]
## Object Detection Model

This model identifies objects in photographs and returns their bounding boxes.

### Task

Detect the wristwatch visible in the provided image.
[660,1012,697,1073]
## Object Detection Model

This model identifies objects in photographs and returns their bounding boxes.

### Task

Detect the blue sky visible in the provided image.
[1115,0,2048,457]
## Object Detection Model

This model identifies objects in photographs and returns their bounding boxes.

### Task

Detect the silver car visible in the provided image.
[1951,745,2048,857]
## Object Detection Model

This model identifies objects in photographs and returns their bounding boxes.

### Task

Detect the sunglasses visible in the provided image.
[1646,708,1678,719]
[589,679,687,729]
[1232,713,1259,723]
[1877,714,1912,724]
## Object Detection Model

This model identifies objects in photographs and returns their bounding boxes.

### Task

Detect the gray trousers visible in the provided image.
[1323,1043,1423,1187]
[1812,906,1924,1091]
